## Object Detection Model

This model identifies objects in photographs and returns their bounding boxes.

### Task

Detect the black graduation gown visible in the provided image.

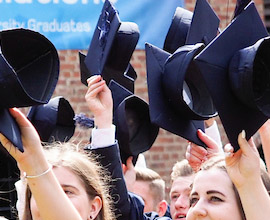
[92,142,172,220]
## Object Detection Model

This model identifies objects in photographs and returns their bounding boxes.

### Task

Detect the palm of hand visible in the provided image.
[226,148,261,188]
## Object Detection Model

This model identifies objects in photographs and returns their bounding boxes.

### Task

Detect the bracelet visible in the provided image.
[23,164,52,179]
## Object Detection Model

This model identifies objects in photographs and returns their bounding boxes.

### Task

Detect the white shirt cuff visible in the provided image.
[91,125,116,149]
[205,120,223,150]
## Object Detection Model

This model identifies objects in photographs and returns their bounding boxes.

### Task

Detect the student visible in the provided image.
[124,160,168,217]
[86,75,270,220]
[187,154,245,220]
[122,127,221,220]
[85,75,167,220]
[186,131,270,220]
[0,108,115,220]
[85,75,207,220]
[124,156,193,220]
[169,159,194,220]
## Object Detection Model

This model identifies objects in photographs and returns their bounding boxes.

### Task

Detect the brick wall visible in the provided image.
[52,0,265,198]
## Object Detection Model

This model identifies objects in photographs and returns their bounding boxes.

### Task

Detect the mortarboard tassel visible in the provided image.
[74,113,95,129]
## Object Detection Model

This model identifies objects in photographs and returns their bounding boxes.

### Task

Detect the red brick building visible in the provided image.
[53,0,265,197]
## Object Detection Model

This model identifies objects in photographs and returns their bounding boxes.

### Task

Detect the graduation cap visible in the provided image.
[79,51,137,93]
[0,28,59,152]
[146,0,219,146]
[109,80,133,114]
[163,7,193,53]
[109,80,159,165]
[27,96,75,143]
[233,0,251,18]
[81,0,139,92]
[194,2,269,150]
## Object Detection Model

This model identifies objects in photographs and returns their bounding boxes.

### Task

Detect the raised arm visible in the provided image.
[85,75,135,219]
[225,131,270,220]
[85,75,170,220]
[0,108,82,220]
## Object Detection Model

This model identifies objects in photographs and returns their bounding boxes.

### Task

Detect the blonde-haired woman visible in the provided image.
[0,108,115,220]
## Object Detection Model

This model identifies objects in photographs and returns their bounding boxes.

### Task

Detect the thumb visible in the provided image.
[237,130,256,155]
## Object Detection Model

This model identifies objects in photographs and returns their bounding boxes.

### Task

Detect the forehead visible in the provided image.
[52,166,84,189]
[192,169,233,194]
[170,175,194,193]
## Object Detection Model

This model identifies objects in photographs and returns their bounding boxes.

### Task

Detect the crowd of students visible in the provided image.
[1,0,270,219]
[0,74,269,220]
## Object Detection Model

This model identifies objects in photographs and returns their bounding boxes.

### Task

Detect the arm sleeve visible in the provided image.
[205,120,223,150]
[92,144,168,220]
[92,144,132,219]
[90,125,116,149]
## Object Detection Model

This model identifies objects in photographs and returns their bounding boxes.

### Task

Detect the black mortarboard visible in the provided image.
[145,44,205,146]
[233,0,251,18]
[194,2,269,150]
[27,96,75,143]
[163,7,193,53]
[115,95,159,165]
[145,0,219,146]
[109,80,133,114]
[82,0,139,92]
[84,0,120,75]
[185,0,220,45]
[0,28,59,152]
[80,51,137,93]
[109,80,159,165]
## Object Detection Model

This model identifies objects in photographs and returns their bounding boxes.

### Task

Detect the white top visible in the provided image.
[205,120,223,150]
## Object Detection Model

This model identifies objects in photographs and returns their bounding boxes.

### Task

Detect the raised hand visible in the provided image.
[186,129,222,171]
[224,131,261,189]
[0,109,84,220]
[224,130,270,220]
[85,75,113,128]
[0,108,47,175]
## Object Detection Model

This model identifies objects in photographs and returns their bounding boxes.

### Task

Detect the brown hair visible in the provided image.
[22,142,115,220]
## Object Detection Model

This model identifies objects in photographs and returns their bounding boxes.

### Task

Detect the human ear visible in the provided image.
[157,200,168,217]
[88,196,102,220]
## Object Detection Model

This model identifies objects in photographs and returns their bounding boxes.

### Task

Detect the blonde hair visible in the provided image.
[135,167,165,207]
[170,159,194,182]
[22,142,115,220]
